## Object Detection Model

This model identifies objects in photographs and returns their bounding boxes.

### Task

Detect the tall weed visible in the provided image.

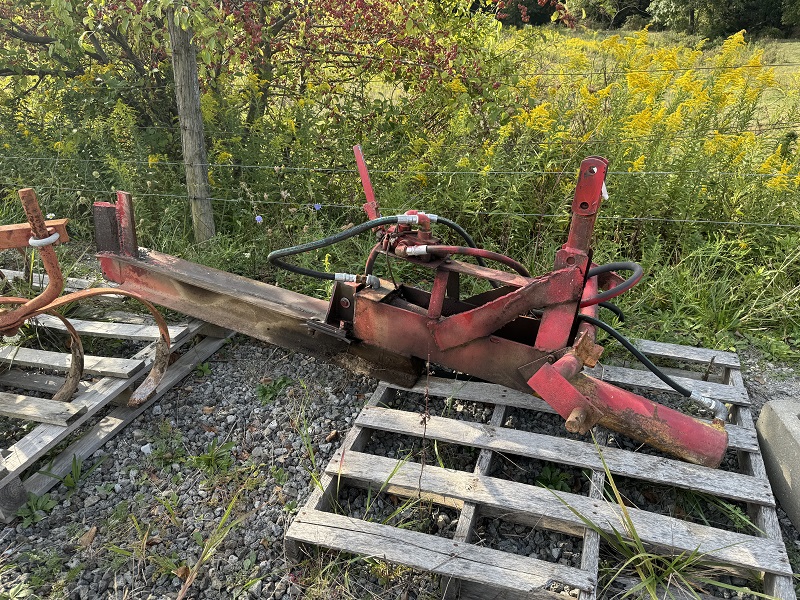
[1,25,798,352]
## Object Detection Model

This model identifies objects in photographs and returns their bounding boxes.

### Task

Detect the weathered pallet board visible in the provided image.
[401,378,759,453]
[0,318,225,521]
[328,451,790,575]
[290,508,594,596]
[0,370,90,395]
[0,346,144,378]
[0,391,86,425]
[285,343,796,600]
[354,406,774,506]
[31,313,187,343]
[584,364,750,405]
[0,269,100,294]
[633,339,740,369]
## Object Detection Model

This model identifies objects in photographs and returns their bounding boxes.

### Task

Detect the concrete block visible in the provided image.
[756,399,800,531]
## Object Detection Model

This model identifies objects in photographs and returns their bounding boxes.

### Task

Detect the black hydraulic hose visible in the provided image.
[598,301,625,322]
[268,215,401,280]
[581,261,644,308]
[270,213,498,286]
[578,313,692,397]
[436,216,485,266]
[268,210,511,294]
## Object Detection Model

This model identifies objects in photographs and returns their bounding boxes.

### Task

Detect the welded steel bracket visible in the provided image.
[90,158,730,466]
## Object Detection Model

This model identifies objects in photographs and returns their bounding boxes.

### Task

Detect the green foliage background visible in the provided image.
[1,2,799,357]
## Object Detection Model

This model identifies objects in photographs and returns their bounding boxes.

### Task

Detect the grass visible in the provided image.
[38,454,106,499]
[677,490,764,535]
[14,493,56,528]
[190,439,236,476]
[175,486,250,600]
[292,546,444,600]
[554,438,778,600]
[149,420,187,468]
[257,376,292,405]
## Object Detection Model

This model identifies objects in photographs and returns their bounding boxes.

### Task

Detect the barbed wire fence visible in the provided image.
[1,104,798,235]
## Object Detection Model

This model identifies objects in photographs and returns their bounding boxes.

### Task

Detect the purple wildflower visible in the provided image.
[313,203,322,211]
[255,215,263,224]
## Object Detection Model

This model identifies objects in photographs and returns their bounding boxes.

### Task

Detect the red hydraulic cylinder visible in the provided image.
[527,354,729,468]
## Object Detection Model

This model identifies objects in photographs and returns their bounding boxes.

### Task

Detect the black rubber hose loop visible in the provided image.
[598,301,625,322]
[270,214,497,285]
[578,313,693,398]
[268,215,401,280]
[580,261,643,307]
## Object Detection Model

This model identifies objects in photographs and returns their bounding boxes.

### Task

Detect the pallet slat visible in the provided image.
[0,391,86,425]
[0,269,98,293]
[355,406,774,506]
[0,370,90,395]
[403,378,758,453]
[633,339,739,369]
[0,346,144,378]
[31,314,187,343]
[328,451,793,576]
[290,508,595,595]
[585,364,749,405]
[578,429,607,600]
[23,333,230,497]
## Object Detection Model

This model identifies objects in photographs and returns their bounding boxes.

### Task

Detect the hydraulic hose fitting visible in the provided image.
[396,214,420,225]
[362,274,381,289]
[403,245,429,257]
[334,273,381,289]
[689,391,729,422]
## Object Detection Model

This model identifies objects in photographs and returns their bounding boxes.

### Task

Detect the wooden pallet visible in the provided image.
[285,340,796,600]
[0,314,231,521]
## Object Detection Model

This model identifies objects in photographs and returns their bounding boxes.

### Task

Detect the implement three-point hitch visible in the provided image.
[94,153,731,467]
[5,154,730,467]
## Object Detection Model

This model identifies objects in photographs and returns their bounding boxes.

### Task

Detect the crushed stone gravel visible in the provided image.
[0,336,798,599]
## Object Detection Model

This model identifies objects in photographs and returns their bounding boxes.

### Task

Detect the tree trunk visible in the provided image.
[167,9,215,242]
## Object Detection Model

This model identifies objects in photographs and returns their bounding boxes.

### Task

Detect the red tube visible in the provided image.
[364,242,382,275]
[424,246,531,278]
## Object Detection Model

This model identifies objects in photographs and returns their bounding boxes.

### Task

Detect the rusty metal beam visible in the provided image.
[352,284,551,392]
[0,219,69,250]
[429,267,582,352]
[96,250,421,386]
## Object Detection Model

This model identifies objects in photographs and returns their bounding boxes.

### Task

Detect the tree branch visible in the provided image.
[268,8,296,37]
[1,21,56,45]
[84,29,110,63]
[105,24,147,76]
[0,66,84,77]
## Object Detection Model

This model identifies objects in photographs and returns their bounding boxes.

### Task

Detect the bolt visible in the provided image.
[340,298,351,309]
[547,355,555,364]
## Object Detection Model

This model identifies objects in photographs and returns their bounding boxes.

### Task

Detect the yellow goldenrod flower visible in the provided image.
[629,155,646,172]
[446,78,467,94]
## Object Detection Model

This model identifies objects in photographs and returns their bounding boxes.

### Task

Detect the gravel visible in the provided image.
[0,336,798,599]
